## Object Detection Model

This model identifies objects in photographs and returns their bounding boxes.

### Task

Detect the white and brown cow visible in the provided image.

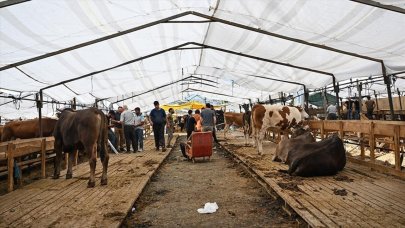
[251,104,308,155]
[223,112,251,145]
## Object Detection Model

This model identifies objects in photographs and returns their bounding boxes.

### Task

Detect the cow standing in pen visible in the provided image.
[223,112,251,145]
[251,104,308,155]
[53,108,109,188]
[1,118,57,142]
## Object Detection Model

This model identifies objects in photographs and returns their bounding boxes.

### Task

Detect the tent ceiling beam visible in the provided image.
[162,20,214,23]
[39,41,334,99]
[1,11,383,73]
[39,42,194,93]
[0,11,192,71]
[0,0,30,8]
[190,11,382,63]
[182,88,249,100]
[193,42,335,78]
[109,76,194,104]
[349,0,405,14]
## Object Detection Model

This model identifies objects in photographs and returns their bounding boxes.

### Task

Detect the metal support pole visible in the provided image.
[381,61,395,120]
[332,77,341,119]
[304,88,309,111]
[37,91,43,137]
[398,88,402,110]
[334,82,341,119]
[357,80,362,120]
[72,97,76,110]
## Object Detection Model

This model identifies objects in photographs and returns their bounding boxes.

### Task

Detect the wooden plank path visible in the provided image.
[0,137,176,228]
[219,134,405,228]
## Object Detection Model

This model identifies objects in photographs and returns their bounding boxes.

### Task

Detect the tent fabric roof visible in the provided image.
[1,0,405,119]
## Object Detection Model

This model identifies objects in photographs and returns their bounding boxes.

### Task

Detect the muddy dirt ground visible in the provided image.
[122,136,296,227]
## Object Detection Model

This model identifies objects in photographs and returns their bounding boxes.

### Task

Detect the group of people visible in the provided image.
[106,101,220,154]
[325,96,376,120]
[107,105,145,153]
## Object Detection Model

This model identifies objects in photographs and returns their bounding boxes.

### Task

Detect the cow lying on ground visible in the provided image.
[53,108,109,188]
[282,134,346,176]
[1,118,57,142]
[273,127,315,163]
[251,104,308,155]
[223,112,251,145]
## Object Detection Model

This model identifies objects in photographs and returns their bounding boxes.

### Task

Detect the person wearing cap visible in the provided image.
[134,107,145,152]
[149,101,167,152]
[119,105,136,152]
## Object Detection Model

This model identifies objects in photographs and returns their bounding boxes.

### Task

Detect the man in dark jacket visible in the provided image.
[150,101,167,152]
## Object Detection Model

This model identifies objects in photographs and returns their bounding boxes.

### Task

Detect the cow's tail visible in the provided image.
[97,110,108,162]
[243,111,252,136]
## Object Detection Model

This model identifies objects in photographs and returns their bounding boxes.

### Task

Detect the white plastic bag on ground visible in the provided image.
[197,202,219,214]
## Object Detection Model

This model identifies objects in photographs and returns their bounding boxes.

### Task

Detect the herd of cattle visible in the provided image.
[0,104,346,188]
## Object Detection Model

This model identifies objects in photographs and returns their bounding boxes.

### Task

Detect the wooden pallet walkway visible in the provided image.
[219,133,405,228]
[0,137,176,228]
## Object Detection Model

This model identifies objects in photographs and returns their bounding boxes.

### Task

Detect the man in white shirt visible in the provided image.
[134,107,145,152]
[326,103,338,120]
[119,105,136,152]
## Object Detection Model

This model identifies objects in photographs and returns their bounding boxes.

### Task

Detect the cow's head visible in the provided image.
[291,125,310,138]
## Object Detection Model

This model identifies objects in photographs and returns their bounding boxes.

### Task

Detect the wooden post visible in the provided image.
[320,120,325,140]
[339,121,344,139]
[360,132,365,160]
[394,125,400,170]
[369,122,375,162]
[7,143,15,192]
[41,138,46,178]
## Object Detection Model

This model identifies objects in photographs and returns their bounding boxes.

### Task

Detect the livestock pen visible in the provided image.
[219,127,405,227]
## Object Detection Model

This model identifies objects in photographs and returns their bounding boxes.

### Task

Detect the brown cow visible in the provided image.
[251,104,308,155]
[284,134,346,177]
[223,112,251,145]
[53,108,109,188]
[1,118,57,142]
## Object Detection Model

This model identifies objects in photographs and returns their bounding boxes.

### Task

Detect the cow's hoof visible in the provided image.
[66,173,73,179]
[87,181,96,188]
[52,175,60,179]
[101,179,108,185]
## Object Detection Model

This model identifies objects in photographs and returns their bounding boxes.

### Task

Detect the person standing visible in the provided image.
[134,107,145,152]
[107,110,117,149]
[354,100,360,120]
[326,103,337,120]
[185,109,196,139]
[166,108,175,148]
[194,109,202,132]
[119,105,136,152]
[201,103,216,133]
[150,101,167,152]
[111,106,125,151]
[365,96,375,119]
[210,105,219,143]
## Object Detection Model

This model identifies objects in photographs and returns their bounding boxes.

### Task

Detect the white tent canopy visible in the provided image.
[1,0,405,119]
